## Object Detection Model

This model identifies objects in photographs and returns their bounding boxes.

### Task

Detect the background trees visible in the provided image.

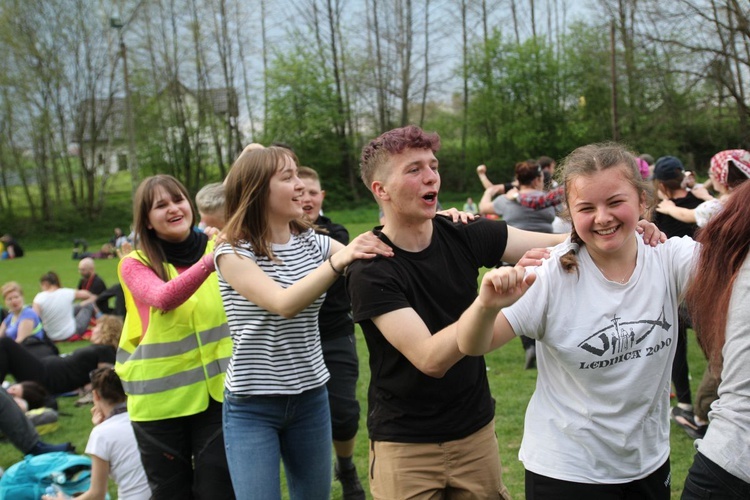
[0,0,747,234]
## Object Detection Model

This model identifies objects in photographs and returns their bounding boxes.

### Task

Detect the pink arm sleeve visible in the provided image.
[120,253,215,311]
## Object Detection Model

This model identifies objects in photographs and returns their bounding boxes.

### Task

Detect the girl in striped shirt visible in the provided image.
[215,146,392,500]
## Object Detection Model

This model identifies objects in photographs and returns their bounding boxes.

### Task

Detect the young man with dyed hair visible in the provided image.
[347,125,567,499]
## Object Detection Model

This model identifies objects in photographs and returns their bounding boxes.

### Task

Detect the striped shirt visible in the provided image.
[215,229,331,395]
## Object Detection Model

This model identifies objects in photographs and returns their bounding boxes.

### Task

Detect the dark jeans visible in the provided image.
[132,398,235,500]
[0,387,39,453]
[322,333,361,441]
[525,458,671,500]
[682,452,750,499]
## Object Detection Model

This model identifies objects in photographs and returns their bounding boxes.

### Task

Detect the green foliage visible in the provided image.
[465,32,570,166]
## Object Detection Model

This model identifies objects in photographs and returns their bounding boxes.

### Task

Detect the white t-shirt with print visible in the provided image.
[504,235,696,483]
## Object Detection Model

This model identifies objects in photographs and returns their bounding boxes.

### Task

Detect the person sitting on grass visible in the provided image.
[6,380,57,411]
[42,367,152,500]
[0,385,74,457]
[33,272,96,341]
[0,234,24,259]
[72,240,117,260]
[0,315,120,396]
[0,281,58,359]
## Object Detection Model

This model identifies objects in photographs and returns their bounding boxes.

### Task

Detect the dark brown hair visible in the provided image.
[515,160,543,186]
[685,180,750,373]
[90,367,126,405]
[132,175,197,282]
[18,381,53,410]
[39,272,61,287]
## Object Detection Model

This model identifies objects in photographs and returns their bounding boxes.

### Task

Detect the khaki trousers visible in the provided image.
[369,419,512,499]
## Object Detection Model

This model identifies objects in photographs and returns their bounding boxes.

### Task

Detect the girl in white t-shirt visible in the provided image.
[457,142,695,499]
[215,146,392,499]
[43,365,151,500]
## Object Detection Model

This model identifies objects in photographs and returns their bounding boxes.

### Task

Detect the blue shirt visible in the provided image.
[3,306,45,341]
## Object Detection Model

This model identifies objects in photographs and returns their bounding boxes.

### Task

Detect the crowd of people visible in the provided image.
[1,126,749,500]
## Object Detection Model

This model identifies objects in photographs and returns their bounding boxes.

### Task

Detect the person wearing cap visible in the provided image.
[651,155,705,439]
[656,149,750,435]
[656,149,750,228]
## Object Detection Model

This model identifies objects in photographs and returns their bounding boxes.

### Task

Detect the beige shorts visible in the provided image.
[369,419,512,499]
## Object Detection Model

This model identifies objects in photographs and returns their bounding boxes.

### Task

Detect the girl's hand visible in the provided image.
[335,231,393,268]
[91,404,105,426]
[476,164,487,175]
[655,199,676,215]
[689,185,713,201]
[517,248,551,268]
[477,266,535,310]
[635,219,667,246]
[437,207,476,224]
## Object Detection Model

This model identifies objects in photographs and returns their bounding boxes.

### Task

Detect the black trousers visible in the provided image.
[322,333,361,442]
[132,398,235,500]
[671,305,693,406]
[525,458,671,500]
[682,452,750,500]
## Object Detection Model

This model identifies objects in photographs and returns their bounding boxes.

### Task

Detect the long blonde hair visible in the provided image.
[222,147,311,260]
[557,143,654,274]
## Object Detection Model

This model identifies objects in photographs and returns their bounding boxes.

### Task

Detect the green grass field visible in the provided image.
[0,216,707,499]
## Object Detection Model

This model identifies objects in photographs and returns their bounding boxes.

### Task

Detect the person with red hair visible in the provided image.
[681,180,750,499]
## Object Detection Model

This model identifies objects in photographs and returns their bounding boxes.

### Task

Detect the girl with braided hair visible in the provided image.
[457,142,696,499]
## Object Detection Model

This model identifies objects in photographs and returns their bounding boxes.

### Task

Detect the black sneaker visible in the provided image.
[335,462,365,500]
[671,406,707,439]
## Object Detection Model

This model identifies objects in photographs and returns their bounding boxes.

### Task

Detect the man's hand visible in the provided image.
[517,247,551,268]
[635,219,667,246]
[437,207,477,224]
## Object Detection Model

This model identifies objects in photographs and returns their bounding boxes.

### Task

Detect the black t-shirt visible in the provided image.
[653,192,703,238]
[77,274,107,296]
[347,216,508,442]
[315,215,354,341]
[41,344,116,394]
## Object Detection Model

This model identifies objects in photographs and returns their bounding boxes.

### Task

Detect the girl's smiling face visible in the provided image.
[147,186,193,242]
[568,165,646,262]
[268,156,305,222]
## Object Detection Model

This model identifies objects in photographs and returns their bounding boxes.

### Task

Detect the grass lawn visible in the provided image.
[0,216,707,499]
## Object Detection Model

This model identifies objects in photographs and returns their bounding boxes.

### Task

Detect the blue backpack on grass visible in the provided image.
[0,452,93,499]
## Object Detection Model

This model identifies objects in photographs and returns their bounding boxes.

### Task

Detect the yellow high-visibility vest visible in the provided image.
[115,242,231,421]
